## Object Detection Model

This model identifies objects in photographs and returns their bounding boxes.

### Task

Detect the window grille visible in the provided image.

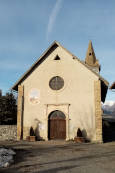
[49,76,64,90]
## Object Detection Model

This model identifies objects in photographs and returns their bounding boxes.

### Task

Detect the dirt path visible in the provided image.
[0,141,115,173]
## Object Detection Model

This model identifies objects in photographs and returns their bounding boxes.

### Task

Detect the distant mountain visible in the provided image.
[102,101,115,116]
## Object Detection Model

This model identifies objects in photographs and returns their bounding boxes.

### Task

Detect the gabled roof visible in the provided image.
[11,41,109,91]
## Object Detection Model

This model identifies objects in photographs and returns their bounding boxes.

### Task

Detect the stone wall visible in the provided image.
[0,125,17,141]
[94,80,102,143]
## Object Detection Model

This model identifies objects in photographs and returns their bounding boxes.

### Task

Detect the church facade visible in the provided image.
[12,41,109,142]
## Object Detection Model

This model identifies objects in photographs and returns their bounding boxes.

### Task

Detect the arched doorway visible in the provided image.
[48,110,66,140]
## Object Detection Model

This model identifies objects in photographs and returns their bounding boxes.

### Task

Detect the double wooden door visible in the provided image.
[48,110,66,139]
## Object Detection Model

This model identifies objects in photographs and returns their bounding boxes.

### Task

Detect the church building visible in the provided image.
[12,41,109,142]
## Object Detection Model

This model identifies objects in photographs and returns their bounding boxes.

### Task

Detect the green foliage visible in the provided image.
[0,90,17,125]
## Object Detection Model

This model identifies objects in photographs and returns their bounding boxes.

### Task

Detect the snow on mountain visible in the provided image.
[103,101,115,107]
[102,100,115,115]
[0,148,15,167]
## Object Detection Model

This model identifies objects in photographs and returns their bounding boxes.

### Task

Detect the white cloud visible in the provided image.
[46,0,63,40]
[103,100,115,107]
[102,100,115,115]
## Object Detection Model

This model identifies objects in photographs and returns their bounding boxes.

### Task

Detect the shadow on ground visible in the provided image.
[1,141,115,173]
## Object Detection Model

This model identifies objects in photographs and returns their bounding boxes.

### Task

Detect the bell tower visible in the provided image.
[85,41,100,73]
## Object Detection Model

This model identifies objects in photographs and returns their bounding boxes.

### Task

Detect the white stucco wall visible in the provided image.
[21,46,99,141]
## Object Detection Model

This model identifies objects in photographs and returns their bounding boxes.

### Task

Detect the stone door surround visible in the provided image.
[45,103,70,141]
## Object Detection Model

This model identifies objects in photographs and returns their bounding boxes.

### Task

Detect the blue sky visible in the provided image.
[0,0,115,101]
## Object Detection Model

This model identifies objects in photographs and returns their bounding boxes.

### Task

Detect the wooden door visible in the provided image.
[48,111,66,139]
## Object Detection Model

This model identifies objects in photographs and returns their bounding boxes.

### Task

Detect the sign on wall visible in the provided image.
[29,89,40,104]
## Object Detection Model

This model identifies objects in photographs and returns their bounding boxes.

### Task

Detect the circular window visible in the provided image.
[49,76,64,90]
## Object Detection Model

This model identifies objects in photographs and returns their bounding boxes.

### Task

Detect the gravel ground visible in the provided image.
[0,140,115,173]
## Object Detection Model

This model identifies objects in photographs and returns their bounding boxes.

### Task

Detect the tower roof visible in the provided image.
[85,41,100,68]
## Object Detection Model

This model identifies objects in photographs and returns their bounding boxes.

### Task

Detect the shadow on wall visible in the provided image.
[82,129,88,139]
[75,128,90,142]
[76,106,95,141]
[32,119,45,141]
